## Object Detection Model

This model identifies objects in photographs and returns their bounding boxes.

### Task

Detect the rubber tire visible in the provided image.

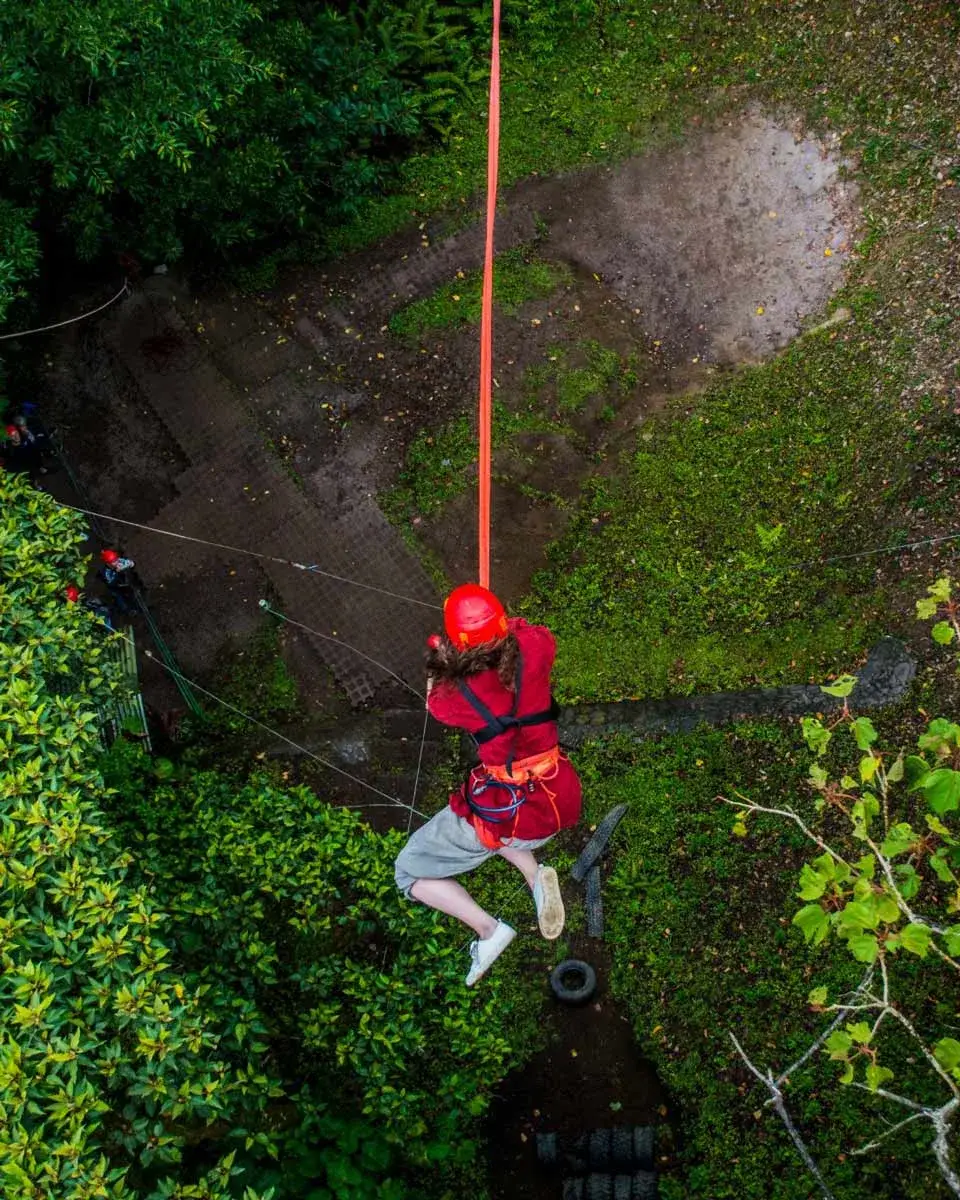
[571,803,629,882]
[585,1175,614,1200]
[585,862,604,938]
[536,1131,557,1166]
[614,1176,633,1200]
[633,1126,655,1170]
[562,1178,584,1200]
[611,1126,635,1168]
[550,959,597,1005]
[631,1171,658,1199]
[588,1128,612,1169]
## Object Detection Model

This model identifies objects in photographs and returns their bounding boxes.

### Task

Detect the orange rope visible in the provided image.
[478,0,502,590]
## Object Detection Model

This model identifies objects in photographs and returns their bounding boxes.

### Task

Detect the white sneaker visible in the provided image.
[532,865,565,940]
[465,921,517,986]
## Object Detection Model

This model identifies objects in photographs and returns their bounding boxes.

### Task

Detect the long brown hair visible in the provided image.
[426,632,520,690]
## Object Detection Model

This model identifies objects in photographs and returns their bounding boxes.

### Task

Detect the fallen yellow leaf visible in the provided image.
[755,305,765,315]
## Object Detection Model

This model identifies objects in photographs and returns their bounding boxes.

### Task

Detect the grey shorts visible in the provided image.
[394,806,553,899]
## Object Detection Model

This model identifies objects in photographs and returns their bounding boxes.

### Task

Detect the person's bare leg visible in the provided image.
[410,877,498,938]
[497,844,539,889]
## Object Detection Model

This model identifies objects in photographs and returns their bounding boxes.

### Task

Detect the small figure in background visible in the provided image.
[98,549,139,616]
[3,422,47,482]
[65,584,115,630]
[13,413,52,465]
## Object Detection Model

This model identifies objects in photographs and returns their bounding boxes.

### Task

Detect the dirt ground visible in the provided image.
[265,108,856,602]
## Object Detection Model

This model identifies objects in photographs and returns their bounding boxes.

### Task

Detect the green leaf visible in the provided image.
[904,754,931,790]
[918,720,960,756]
[731,820,749,838]
[932,620,956,645]
[838,1061,855,1085]
[851,717,878,750]
[930,849,957,884]
[793,904,829,945]
[801,717,832,757]
[798,864,828,900]
[819,674,857,698]
[880,823,916,858]
[923,769,960,815]
[927,577,953,604]
[900,923,932,957]
[934,1038,960,1073]
[886,754,904,783]
[846,1021,872,1045]
[847,933,879,963]
[807,986,828,1007]
[865,1063,894,1091]
[808,762,828,789]
[942,925,960,956]
[860,754,879,784]
[916,597,940,619]
[825,1030,853,1058]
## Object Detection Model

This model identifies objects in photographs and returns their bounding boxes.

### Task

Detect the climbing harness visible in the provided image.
[455,650,563,847]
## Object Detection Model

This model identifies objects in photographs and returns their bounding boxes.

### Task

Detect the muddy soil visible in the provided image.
[266,108,856,602]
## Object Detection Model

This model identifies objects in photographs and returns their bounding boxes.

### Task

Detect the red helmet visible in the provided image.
[100,549,120,565]
[5,425,17,437]
[65,585,80,603]
[443,584,508,648]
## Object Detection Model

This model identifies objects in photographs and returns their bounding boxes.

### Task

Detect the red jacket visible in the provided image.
[427,618,582,840]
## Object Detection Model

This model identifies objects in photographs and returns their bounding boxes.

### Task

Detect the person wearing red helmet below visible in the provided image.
[395,584,582,986]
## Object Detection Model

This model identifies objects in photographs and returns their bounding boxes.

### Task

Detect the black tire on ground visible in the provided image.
[588,1128,612,1169]
[585,863,604,938]
[631,1170,659,1199]
[614,1175,633,1200]
[571,803,629,882]
[585,1175,615,1200]
[536,1131,557,1166]
[611,1126,634,1167]
[550,959,597,1005]
[632,1126,655,1170]
[562,1178,584,1200]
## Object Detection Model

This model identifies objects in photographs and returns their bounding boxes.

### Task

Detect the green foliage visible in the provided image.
[381,399,563,521]
[574,725,946,1199]
[388,248,570,341]
[526,340,629,414]
[101,756,542,1196]
[0,0,495,320]
[523,330,903,703]
[0,472,275,1199]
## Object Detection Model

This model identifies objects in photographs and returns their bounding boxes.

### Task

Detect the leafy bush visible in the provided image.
[0,472,275,1199]
[2,471,542,1198]
[0,0,494,320]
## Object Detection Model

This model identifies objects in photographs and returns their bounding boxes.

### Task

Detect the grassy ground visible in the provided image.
[389,247,571,340]
[572,674,957,1198]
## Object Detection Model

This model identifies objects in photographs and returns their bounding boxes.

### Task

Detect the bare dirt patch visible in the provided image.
[267,109,857,602]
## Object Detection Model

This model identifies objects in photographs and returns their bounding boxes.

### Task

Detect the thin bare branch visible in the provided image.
[852,1110,925,1155]
[729,1032,837,1200]
[718,796,848,864]
[779,967,875,1086]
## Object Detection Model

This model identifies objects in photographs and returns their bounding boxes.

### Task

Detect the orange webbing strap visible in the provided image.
[486,746,561,784]
[477,0,502,590]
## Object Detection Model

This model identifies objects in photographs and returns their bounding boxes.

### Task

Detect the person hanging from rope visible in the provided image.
[395,584,581,986]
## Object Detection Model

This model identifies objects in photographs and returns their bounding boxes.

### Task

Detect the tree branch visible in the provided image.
[729,1032,837,1200]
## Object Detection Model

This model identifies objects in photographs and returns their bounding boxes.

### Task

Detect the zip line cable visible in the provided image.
[127,639,428,818]
[407,707,431,840]
[476,0,502,589]
[0,281,130,341]
[57,502,442,610]
[258,599,425,702]
[784,529,960,572]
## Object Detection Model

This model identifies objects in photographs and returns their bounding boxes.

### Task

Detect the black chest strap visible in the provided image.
[455,653,559,747]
